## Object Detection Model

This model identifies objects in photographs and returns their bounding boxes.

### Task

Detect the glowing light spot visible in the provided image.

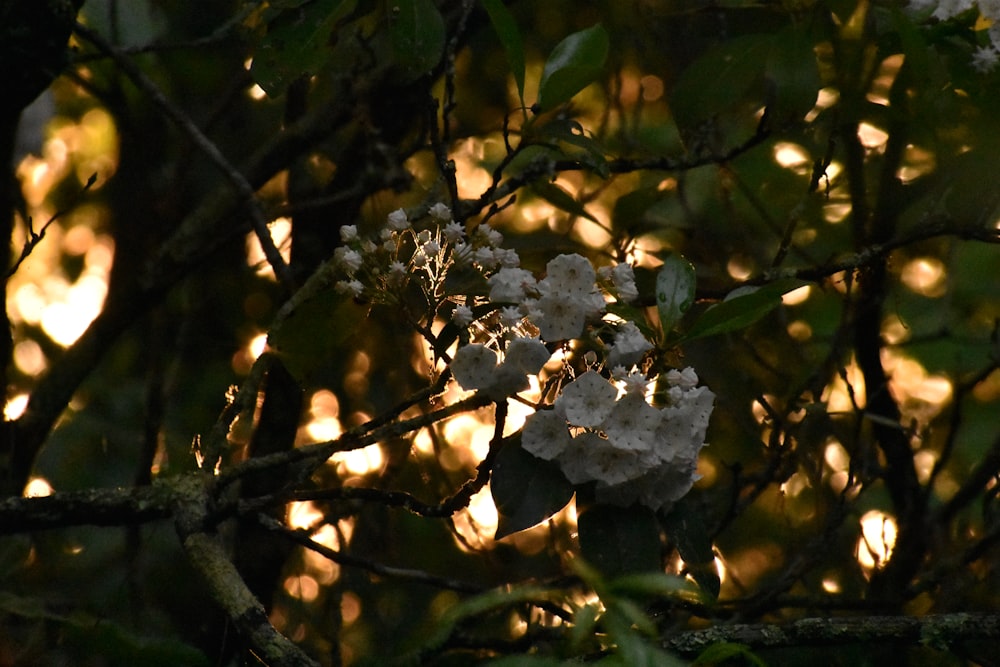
[857,510,897,573]
[805,88,839,123]
[900,257,946,297]
[882,314,910,345]
[824,439,850,472]
[727,256,754,281]
[305,389,342,442]
[915,450,936,484]
[857,122,888,150]
[24,476,53,497]
[823,201,851,224]
[782,285,811,306]
[250,333,267,359]
[284,575,320,602]
[13,340,46,376]
[333,444,384,476]
[287,501,323,530]
[787,320,812,341]
[781,471,809,497]
[640,74,664,101]
[823,357,865,414]
[342,592,362,625]
[822,577,842,594]
[246,217,292,279]
[772,142,810,172]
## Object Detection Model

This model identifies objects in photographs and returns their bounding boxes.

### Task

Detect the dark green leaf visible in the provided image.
[267,291,362,385]
[670,34,771,131]
[682,279,807,341]
[662,498,719,598]
[535,118,610,177]
[656,254,696,333]
[250,0,357,96]
[492,443,575,539]
[481,0,526,108]
[765,25,820,124]
[389,0,446,81]
[694,642,770,667]
[537,24,609,110]
[578,504,661,577]
[531,180,599,223]
[608,572,706,605]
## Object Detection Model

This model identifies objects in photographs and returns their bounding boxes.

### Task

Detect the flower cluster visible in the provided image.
[332,204,515,306]
[521,367,714,510]
[332,202,713,511]
[908,0,1000,72]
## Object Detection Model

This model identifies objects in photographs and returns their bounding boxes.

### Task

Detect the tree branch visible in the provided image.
[665,612,1000,656]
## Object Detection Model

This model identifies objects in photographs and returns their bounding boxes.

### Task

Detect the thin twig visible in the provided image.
[7,173,97,278]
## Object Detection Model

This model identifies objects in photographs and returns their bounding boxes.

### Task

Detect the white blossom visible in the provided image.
[972,46,999,74]
[606,321,653,368]
[429,202,452,221]
[335,279,364,297]
[451,344,498,390]
[334,247,363,275]
[522,410,572,460]
[339,225,359,242]
[387,208,410,230]
[452,304,474,327]
[555,371,617,428]
[443,221,465,242]
[610,263,639,302]
[488,267,536,303]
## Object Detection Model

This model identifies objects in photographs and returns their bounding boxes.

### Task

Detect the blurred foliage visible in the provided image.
[1,0,999,665]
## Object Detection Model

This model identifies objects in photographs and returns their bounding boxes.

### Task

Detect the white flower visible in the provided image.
[606,321,653,368]
[602,393,661,452]
[557,432,605,484]
[474,246,499,269]
[335,279,364,297]
[529,294,589,341]
[452,304,474,327]
[620,370,649,395]
[340,225,359,242]
[387,208,410,230]
[422,239,441,255]
[334,247,363,275]
[488,267,537,303]
[495,247,520,267]
[429,202,452,221]
[499,306,522,327]
[522,411,572,460]
[544,254,597,296]
[389,260,406,277]
[451,344,498,390]
[443,221,465,242]
[972,46,999,74]
[611,263,639,302]
[555,371,618,428]
[503,336,550,375]
[412,252,428,268]
[476,225,503,247]
[666,366,699,390]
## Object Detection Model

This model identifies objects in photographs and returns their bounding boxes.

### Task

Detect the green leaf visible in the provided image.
[693,642,770,667]
[662,498,719,599]
[670,33,771,131]
[534,117,610,177]
[765,25,820,124]
[266,290,361,385]
[531,180,599,223]
[578,504,661,578]
[608,572,706,606]
[655,254,696,333]
[682,279,807,341]
[249,0,357,96]
[537,24,609,110]
[492,442,575,539]
[389,0,446,81]
[481,0,526,108]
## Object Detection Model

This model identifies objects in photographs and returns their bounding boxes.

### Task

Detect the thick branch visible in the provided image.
[665,612,1000,656]
[0,485,172,534]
